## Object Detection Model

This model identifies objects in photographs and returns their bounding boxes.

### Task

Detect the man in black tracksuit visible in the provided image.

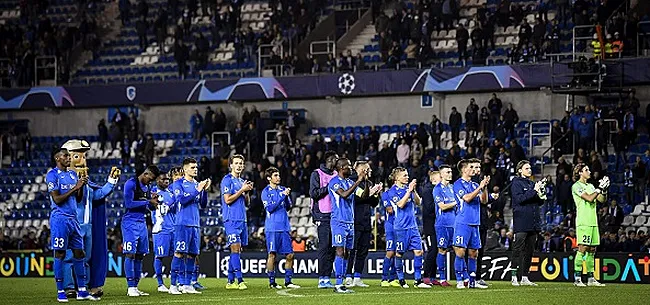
[345,161,379,287]
[421,170,439,284]
[310,151,339,288]
[510,160,545,286]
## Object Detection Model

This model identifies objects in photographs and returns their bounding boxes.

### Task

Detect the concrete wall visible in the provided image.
[3,86,649,137]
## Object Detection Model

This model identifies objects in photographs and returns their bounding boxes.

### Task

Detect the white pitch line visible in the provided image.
[106,287,569,305]
[276,289,305,297]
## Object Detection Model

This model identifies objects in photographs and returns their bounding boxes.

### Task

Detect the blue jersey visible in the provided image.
[151,186,176,234]
[123,178,153,223]
[220,173,247,222]
[453,178,482,226]
[168,179,183,211]
[261,185,292,232]
[433,183,456,227]
[176,177,206,227]
[381,192,394,232]
[328,176,355,224]
[46,168,79,218]
[386,184,417,230]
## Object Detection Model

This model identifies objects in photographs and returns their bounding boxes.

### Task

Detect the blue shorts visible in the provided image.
[266,231,293,255]
[435,226,455,249]
[121,221,149,254]
[174,226,200,255]
[395,228,423,253]
[50,215,83,251]
[331,221,354,249]
[224,220,248,247]
[453,223,481,249]
[385,230,396,251]
[153,232,174,258]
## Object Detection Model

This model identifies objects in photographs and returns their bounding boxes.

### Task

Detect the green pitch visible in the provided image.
[0,278,648,305]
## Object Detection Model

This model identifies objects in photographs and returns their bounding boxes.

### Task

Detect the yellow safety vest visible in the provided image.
[591,40,601,56]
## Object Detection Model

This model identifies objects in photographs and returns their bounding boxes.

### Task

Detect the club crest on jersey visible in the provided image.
[174,189,181,195]
[223,187,229,193]
[333,183,340,190]
[48,182,55,190]
[126,86,136,101]
[392,196,399,202]
[435,196,442,201]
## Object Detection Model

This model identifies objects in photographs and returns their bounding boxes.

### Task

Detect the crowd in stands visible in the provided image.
[0,0,105,88]
[4,89,650,253]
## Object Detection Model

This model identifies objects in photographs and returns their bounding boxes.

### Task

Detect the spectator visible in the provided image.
[292,233,306,252]
[465,104,478,146]
[136,17,149,50]
[190,109,203,140]
[498,228,512,250]
[517,19,532,50]
[143,133,155,165]
[456,23,469,61]
[98,119,108,150]
[410,139,423,163]
[503,103,519,139]
[396,139,410,167]
[488,93,502,131]
[449,107,462,142]
[214,107,227,132]
[480,107,490,134]
[429,115,444,152]
[202,106,214,140]
[174,42,189,79]
[557,174,573,214]
[540,232,555,253]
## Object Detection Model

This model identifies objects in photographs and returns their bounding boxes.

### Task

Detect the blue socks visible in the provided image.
[134,259,142,287]
[334,256,345,285]
[268,270,276,284]
[227,257,235,283]
[230,253,243,283]
[468,257,477,287]
[185,257,195,285]
[454,256,465,282]
[171,256,183,286]
[154,258,164,286]
[285,269,293,284]
[437,253,446,281]
[389,257,397,281]
[73,258,87,289]
[54,257,64,291]
[354,272,361,279]
[192,261,200,282]
[395,256,405,281]
[125,257,135,288]
[414,255,423,281]
[382,256,391,281]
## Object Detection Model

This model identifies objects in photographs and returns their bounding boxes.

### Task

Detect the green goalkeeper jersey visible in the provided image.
[572,180,598,227]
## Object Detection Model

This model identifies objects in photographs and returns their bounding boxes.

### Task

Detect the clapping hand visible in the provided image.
[370,183,383,196]
[282,187,291,196]
[408,179,417,192]
[242,181,254,192]
[598,176,610,194]
[479,176,490,189]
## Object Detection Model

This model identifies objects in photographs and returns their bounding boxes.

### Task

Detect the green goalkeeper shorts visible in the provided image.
[576,226,600,246]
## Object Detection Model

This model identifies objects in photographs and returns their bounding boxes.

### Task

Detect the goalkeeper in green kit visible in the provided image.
[571,163,608,287]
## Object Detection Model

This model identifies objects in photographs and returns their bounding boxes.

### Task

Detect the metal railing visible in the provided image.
[540,131,574,177]
[264,129,279,157]
[572,25,598,57]
[594,118,619,150]
[210,132,231,159]
[637,21,650,57]
[257,44,283,77]
[528,121,552,156]
[34,56,57,86]
[310,40,336,58]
